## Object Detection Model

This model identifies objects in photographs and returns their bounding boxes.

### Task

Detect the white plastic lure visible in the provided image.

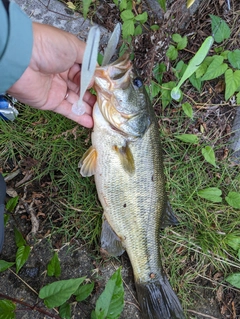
[72,25,100,116]
[72,23,121,115]
[102,23,121,66]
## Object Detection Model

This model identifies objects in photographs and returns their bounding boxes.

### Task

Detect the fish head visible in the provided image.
[94,54,153,138]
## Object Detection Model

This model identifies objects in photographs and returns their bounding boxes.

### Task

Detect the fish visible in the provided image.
[79,54,185,319]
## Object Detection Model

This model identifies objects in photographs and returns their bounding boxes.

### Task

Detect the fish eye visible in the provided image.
[133,77,143,88]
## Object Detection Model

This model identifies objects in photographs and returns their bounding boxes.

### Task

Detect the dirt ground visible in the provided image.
[1,0,240,318]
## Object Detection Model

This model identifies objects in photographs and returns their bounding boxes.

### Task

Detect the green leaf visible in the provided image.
[118,0,128,11]
[225,69,240,100]
[172,33,182,43]
[39,277,86,308]
[201,146,217,167]
[75,282,94,302]
[226,273,240,289]
[210,14,231,43]
[5,196,18,212]
[119,43,129,57]
[14,227,26,248]
[153,63,166,83]
[195,57,213,78]
[228,50,240,69]
[122,20,134,38]
[220,50,230,59]
[174,61,187,80]
[225,192,240,209]
[0,300,16,319]
[134,24,142,36]
[182,102,193,119]
[150,81,161,98]
[4,214,9,226]
[225,234,240,251]
[16,245,31,273]
[175,134,199,144]
[237,92,240,105]
[161,81,176,109]
[97,53,103,66]
[59,302,71,319]
[157,0,166,11]
[177,36,188,50]
[201,56,228,81]
[0,260,15,272]
[166,45,178,61]
[150,25,160,31]
[95,268,124,319]
[82,0,92,19]
[135,12,148,24]
[47,252,61,278]
[197,187,222,203]
[189,72,202,92]
[171,34,187,50]
[120,9,134,21]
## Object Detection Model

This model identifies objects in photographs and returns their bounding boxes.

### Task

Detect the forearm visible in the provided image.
[0,0,33,93]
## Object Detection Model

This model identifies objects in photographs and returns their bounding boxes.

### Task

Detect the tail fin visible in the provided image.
[135,274,185,319]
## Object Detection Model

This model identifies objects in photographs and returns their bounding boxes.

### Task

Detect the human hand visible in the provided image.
[7,22,95,128]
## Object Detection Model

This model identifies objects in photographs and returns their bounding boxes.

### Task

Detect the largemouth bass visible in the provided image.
[79,54,185,319]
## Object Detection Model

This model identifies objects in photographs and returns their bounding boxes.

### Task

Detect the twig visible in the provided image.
[9,268,38,296]
[0,293,61,319]
[187,309,220,319]
[59,200,83,212]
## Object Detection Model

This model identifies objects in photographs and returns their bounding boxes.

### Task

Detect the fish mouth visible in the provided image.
[94,54,132,91]
[94,54,149,138]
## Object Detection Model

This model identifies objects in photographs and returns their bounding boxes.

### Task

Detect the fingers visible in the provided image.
[67,64,95,94]
[64,87,96,109]
[55,99,94,128]
[51,88,95,128]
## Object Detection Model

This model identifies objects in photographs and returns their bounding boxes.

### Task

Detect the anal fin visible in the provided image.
[101,219,125,257]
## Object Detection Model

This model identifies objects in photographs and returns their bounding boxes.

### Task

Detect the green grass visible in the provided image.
[1,99,240,315]
[159,107,240,310]
[0,103,102,247]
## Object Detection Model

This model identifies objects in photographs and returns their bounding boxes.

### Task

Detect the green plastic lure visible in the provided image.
[171,35,214,100]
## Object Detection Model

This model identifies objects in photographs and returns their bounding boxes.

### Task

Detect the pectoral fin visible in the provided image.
[101,219,125,257]
[113,142,135,175]
[160,201,179,228]
[79,146,97,177]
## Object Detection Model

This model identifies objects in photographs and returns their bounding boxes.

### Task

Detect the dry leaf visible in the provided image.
[66,2,76,10]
